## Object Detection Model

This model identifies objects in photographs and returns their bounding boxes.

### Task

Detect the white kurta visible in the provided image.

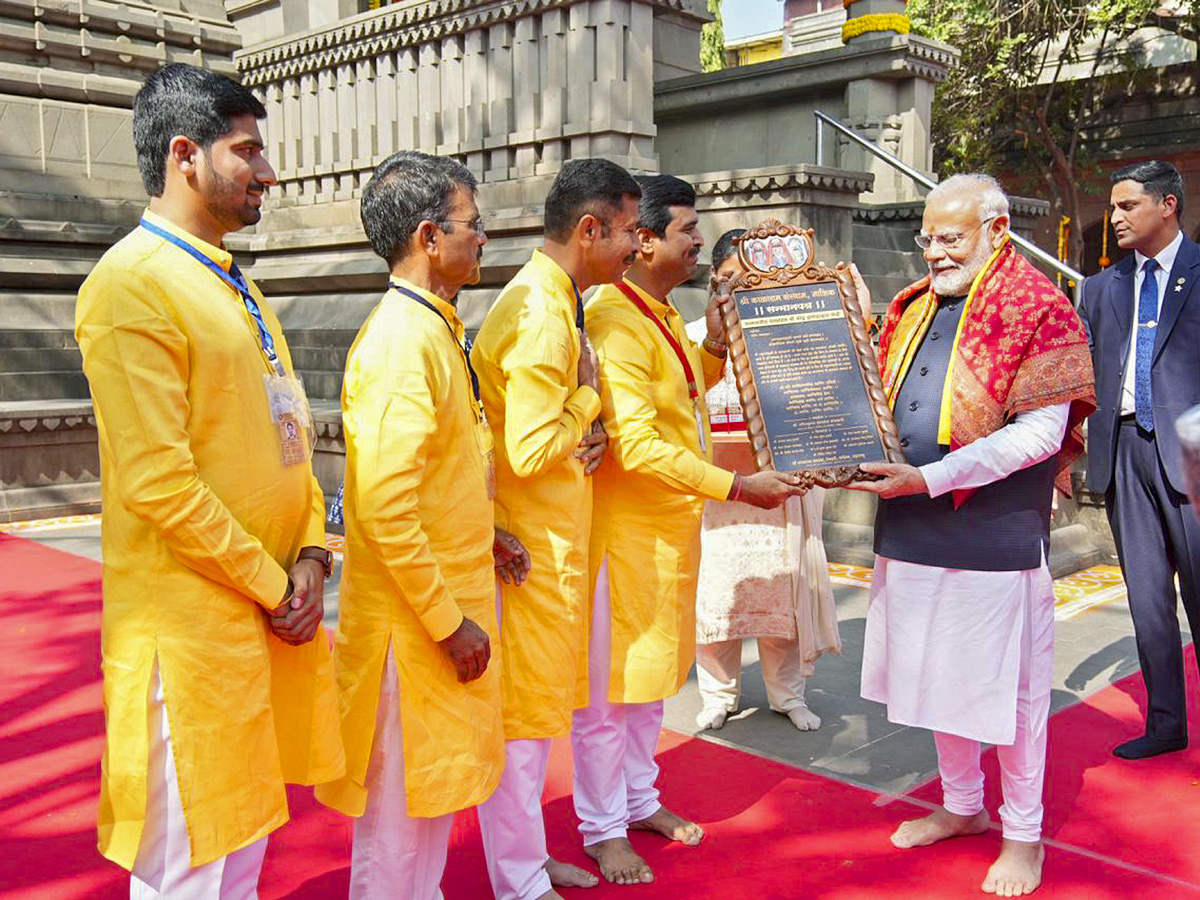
[860,403,1069,747]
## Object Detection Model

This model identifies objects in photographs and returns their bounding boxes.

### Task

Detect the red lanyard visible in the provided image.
[616,280,698,401]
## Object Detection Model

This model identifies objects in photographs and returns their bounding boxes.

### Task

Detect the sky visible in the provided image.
[723,0,784,42]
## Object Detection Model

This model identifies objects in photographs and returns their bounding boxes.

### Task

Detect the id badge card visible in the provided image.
[477,413,497,500]
[264,372,316,467]
[694,402,707,454]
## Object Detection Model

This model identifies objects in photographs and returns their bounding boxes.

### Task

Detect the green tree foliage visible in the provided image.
[908,0,1165,268]
[701,0,726,72]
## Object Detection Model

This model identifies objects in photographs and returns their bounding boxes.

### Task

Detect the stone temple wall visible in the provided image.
[0,0,1106,573]
[0,0,245,519]
[224,0,708,396]
[0,0,243,349]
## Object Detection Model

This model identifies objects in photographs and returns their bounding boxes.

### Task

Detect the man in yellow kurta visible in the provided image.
[472,158,642,900]
[75,64,343,897]
[314,151,529,899]
[577,175,807,885]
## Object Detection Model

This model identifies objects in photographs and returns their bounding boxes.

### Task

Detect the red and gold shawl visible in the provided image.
[878,239,1096,507]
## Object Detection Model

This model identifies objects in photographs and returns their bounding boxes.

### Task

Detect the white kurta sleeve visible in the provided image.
[920,402,1071,498]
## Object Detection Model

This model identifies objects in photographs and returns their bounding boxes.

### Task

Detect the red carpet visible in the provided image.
[0,532,1196,898]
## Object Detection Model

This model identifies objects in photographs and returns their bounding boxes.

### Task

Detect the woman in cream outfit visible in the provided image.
[686,228,841,731]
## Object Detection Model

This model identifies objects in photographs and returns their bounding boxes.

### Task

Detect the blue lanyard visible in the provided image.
[139,218,283,374]
[389,282,482,407]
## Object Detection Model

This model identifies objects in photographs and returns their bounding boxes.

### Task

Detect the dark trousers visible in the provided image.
[1107,420,1200,739]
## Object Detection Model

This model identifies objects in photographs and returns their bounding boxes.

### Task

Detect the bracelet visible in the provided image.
[703,337,729,358]
[729,474,743,502]
[274,576,295,613]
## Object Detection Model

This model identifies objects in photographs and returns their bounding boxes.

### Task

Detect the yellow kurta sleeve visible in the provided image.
[350,346,465,643]
[598,318,736,502]
[301,476,328,552]
[497,285,601,478]
[700,343,727,390]
[78,265,290,610]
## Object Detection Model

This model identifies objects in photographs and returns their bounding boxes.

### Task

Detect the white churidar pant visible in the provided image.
[861,555,1055,842]
[349,644,454,900]
[478,583,555,900]
[477,738,553,900]
[571,557,664,846]
[695,637,807,714]
[131,662,268,900]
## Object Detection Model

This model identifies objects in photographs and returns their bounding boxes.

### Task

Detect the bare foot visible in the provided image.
[629,806,704,846]
[545,856,598,889]
[890,808,989,849]
[982,839,1044,896]
[583,838,654,885]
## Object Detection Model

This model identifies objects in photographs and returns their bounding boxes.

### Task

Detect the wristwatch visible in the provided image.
[297,546,333,579]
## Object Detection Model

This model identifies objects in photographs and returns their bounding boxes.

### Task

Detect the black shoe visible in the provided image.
[1112,735,1188,759]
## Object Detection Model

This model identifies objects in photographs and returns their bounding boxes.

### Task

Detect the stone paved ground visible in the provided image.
[10,514,1173,798]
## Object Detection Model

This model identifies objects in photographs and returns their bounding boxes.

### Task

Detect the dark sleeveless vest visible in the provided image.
[873,296,1055,572]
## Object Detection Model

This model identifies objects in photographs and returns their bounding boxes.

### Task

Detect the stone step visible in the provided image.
[287,345,350,373]
[283,329,362,350]
[853,246,927,279]
[0,347,83,371]
[0,329,78,349]
[297,370,344,402]
[852,222,921,253]
[0,371,90,401]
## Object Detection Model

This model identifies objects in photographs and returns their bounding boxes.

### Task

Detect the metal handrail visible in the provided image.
[814,110,1086,286]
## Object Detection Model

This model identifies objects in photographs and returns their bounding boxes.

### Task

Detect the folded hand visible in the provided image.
[267,558,325,645]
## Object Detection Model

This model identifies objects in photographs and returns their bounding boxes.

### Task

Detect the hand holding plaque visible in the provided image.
[722,220,904,488]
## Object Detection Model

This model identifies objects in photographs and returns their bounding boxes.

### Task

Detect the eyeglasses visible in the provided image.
[439,217,487,236]
[915,216,998,251]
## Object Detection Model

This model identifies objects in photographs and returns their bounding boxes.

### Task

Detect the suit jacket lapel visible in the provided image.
[1107,255,1135,373]
[1154,237,1199,362]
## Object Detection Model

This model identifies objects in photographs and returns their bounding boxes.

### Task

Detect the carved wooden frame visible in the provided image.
[720,219,905,488]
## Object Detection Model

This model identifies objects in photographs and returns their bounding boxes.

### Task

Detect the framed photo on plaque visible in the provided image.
[721,220,905,487]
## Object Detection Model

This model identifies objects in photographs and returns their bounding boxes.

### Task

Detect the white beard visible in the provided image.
[929,240,993,296]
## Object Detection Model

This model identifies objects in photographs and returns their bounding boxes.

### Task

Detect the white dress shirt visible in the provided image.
[1120,229,1183,415]
[920,402,1070,498]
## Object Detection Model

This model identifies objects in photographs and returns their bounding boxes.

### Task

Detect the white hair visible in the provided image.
[926,173,1010,221]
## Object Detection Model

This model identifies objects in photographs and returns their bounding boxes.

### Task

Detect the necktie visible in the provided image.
[1134,258,1158,432]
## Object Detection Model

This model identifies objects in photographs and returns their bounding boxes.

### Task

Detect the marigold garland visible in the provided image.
[841,13,911,42]
[1098,208,1112,268]
[1057,215,1072,290]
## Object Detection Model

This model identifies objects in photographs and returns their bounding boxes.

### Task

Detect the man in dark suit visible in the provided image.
[1080,159,1200,759]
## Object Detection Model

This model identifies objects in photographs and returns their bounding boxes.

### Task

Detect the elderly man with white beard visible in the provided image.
[847,174,1096,897]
